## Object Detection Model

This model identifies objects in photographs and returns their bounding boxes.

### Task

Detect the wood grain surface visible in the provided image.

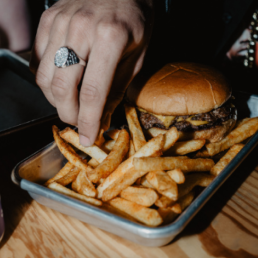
[1,118,258,258]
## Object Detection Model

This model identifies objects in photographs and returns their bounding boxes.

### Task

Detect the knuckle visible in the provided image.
[80,84,100,102]
[51,76,69,98]
[71,9,93,26]
[35,69,51,90]
[40,9,56,29]
[54,11,71,24]
[97,21,127,42]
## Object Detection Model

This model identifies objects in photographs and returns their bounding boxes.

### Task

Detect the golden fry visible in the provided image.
[60,127,108,163]
[94,128,105,147]
[48,182,102,206]
[126,140,136,158]
[206,117,258,156]
[146,171,178,200]
[167,168,185,184]
[56,166,81,186]
[145,127,179,152]
[210,144,244,176]
[88,158,99,168]
[178,173,215,198]
[163,127,179,151]
[102,168,148,201]
[158,191,195,223]
[75,169,97,197]
[106,129,121,140]
[97,134,164,198]
[52,126,89,171]
[134,157,215,173]
[102,139,116,153]
[120,186,158,207]
[165,139,205,156]
[155,174,214,208]
[140,176,155,189]
[109,197,163,226]
[45,162,74,186]
[195,149,210,158]
[124,104,146,151]
[87,129,130,183]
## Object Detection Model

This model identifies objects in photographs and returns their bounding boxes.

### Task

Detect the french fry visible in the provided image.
[146,171,178,200]
[124,104,146,151]
[195,149,210,158]
[210,144,244,176]
[163,127,179,151]
[52,126,89,171]
[97,134,164,198]
[60,127,108,163]
[178,173,215,198]
[206,117,258,156]
[88,158,99,168]
[94,128,105,147]
[127,140,136,158]
[145,127,179,152]
[155,174,214,208]
[158,191,195,223]
[87,129,130,183]
[45,162,74,186]
[109,197,163,226]
[134,157,215,173]
[170,203,182,214]
[48,182,102,206]
[120,186,158,207]
[106,129,120,140]
[102,168,148,201]
[56,166,81,186]
[146,127,167,138]
[140,176,155,189]
[75,169,97,197]
[167,168,185,184]
[164,139,206,156]
[102,139,116,153]
[155,195,176,208]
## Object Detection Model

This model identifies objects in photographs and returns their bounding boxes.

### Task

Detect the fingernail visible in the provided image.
[79,135,91,147]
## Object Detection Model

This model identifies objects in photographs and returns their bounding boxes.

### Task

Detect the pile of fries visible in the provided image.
[45,104,258,227]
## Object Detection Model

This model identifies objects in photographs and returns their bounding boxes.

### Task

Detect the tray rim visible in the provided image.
[11,127,258,240]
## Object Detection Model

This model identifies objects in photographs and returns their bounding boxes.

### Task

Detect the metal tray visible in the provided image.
[0,49,56,137]
[11,91,258,246]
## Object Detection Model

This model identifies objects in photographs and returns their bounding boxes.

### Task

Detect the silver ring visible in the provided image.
[54,47,86,68]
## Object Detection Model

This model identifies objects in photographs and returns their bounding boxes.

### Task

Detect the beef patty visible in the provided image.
[139,103,237,131]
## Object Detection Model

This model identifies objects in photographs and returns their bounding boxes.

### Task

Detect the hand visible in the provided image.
[30,0,153,146]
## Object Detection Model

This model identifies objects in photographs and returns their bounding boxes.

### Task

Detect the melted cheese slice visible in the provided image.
[186,116,209,125]
[137,108,176,128]
[137,108,209,128]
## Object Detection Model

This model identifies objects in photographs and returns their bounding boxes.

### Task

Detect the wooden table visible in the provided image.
[0,117,258,258]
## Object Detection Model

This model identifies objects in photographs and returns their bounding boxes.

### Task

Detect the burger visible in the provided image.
[126,63,237,143]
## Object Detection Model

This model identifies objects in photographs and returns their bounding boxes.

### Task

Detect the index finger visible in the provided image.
[78,25,128,146]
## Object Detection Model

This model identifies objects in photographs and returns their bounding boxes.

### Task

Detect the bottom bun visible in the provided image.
[177,118,236,143]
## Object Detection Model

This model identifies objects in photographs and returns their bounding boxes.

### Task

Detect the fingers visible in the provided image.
[50,13,91,125]
[30,7,59,74]
[78,24,128,146]
[35,11,72,107]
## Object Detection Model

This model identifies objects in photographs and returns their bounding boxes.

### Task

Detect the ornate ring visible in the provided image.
[54,47,86,68]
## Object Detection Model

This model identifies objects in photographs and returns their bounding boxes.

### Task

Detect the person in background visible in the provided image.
[0,0,31,52]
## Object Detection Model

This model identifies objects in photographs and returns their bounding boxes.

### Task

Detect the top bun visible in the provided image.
[126,63,232,116]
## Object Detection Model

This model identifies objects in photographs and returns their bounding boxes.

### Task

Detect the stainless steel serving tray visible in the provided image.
[11,92,258,246]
